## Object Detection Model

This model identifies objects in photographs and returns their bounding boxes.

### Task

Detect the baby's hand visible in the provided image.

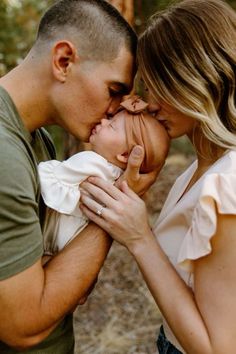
[115,145,159,196]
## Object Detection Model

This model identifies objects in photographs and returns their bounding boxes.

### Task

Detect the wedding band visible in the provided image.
[96,205,105,217]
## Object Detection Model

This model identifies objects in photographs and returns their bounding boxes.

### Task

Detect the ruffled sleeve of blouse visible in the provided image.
[177,172,236,272]
[38,151,122,216]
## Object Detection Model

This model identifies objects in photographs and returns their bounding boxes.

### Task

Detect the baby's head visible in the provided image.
[89,96,170,173]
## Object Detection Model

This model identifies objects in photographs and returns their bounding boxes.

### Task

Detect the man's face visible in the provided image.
[52,46,134,142]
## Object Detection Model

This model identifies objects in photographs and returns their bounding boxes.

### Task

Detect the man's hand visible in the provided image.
[115,145,159,196]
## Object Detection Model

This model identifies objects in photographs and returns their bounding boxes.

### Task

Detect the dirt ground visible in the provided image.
[73,153,195,354]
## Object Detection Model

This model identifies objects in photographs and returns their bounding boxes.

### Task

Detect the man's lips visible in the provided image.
[90,123,102,136]
[91,127,97,135]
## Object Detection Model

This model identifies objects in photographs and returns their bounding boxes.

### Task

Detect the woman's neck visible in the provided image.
[180,131,227,198]
[188,127,226,169]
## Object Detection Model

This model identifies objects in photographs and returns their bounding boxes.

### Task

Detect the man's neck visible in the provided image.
[0,59,53,132]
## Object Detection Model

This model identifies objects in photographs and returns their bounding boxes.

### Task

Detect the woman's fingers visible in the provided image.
[80,190,108,218]
[80,202,108,229]
[82,177,123,203]
[80,177,152,250]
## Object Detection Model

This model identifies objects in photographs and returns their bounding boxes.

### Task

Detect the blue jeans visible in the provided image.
[157,325,183,354]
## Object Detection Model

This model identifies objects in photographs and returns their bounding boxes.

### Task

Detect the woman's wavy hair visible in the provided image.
[138,0,236,152]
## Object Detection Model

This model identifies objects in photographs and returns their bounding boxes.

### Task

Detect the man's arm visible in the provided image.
[0,223,111,350]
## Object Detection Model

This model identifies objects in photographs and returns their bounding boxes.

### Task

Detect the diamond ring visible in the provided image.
[96,205,106,217]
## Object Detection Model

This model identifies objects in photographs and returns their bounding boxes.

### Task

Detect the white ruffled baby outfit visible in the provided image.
[38,151,122,255]
[153,149,236,353]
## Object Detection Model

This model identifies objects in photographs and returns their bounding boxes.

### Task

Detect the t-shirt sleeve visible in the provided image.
[0,137,43,280]
[177,172,236,272]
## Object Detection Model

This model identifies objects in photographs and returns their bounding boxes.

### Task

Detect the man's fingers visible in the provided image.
[126,145,144,179]
[120,180,140,199]
[143,169,159,186]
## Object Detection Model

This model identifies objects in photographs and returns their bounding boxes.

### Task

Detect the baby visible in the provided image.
[38,96,170,257]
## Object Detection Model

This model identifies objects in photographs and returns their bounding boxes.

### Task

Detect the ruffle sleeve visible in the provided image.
[38,151,122,216]
[177,173,236,272]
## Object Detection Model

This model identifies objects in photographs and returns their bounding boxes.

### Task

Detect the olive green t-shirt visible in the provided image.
[0,86,74,353]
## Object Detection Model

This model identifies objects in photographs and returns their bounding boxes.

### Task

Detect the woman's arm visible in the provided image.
[80,178,236,354]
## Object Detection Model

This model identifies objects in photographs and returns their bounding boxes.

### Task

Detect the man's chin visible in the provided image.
[76,131,90,143]
[76,128,94,143]
[84,136,90,143]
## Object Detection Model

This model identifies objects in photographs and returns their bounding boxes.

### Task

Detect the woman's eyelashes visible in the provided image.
[109,121,115,130]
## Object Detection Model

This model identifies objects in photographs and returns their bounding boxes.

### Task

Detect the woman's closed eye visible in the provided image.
[109,121,115,130]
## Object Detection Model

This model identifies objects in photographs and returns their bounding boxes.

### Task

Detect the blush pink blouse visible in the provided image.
[153,150,236,352]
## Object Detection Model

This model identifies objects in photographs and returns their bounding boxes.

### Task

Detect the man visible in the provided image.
[0,0,154,353]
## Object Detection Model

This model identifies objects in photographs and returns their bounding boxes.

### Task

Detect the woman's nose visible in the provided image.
[147,100,161,115]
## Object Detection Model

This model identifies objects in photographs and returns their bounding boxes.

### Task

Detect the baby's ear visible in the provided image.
[116,152,129,164]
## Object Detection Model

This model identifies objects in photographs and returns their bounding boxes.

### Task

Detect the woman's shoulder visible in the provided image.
[177,150,236,272]
[204,149,236,177]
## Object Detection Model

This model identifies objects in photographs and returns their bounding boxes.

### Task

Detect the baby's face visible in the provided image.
[89,111,128,168]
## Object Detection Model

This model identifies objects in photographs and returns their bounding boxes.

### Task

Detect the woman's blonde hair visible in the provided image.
[138,0,236,151]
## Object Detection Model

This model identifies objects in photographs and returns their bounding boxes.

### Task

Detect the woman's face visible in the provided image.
[147,94,196,139]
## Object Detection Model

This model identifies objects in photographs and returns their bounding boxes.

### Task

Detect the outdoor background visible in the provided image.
[0,1,235,353]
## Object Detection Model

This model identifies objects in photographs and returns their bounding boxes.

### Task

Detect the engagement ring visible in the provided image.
[96,205,106,217]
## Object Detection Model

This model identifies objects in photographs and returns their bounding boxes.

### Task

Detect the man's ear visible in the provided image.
[52,40,77,82]
[116,151,129,164]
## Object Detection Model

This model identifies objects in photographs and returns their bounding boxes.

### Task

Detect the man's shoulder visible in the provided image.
[0,125,29,160]
[0,127,39,193]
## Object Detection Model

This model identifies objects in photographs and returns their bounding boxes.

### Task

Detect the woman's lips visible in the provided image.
[158,119,169,130]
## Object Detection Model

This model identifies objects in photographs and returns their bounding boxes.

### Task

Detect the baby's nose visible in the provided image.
[101,118,109,126]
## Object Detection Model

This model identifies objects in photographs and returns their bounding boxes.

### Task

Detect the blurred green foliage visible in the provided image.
[0,0,176,75]
[1,0,236,76]
[0,0,54,74]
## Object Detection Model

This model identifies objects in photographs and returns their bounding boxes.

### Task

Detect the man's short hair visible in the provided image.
[36,0,137,61]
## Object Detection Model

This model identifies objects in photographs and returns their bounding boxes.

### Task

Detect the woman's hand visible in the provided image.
[117,145,159,196]
[80,178,154,251]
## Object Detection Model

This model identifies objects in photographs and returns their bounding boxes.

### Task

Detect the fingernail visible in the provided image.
[133,146,142,156]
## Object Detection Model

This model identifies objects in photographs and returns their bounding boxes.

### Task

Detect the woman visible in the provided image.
[80,0,236,353]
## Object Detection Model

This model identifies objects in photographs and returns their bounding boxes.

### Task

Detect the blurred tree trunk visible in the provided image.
[108,0,134,25]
